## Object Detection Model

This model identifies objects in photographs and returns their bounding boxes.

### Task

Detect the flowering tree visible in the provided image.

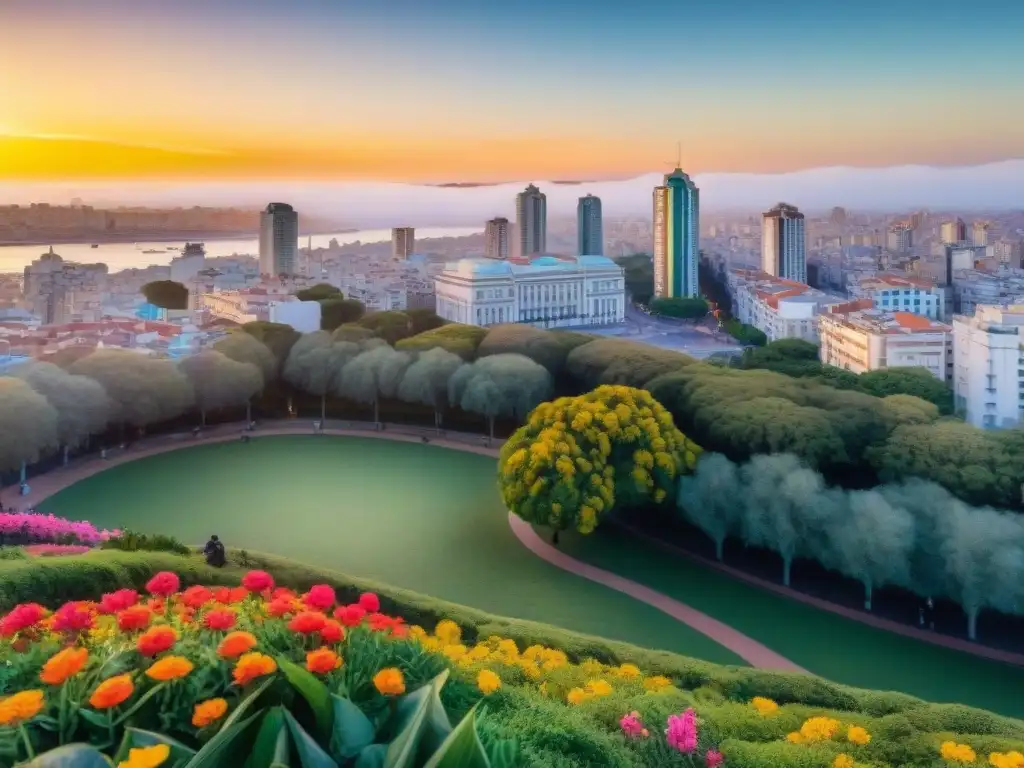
[498,385,701,535]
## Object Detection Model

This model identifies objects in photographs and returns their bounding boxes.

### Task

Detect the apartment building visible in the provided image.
[847,273,946,320]
[953,305,1024,428]
[727,269,845,343]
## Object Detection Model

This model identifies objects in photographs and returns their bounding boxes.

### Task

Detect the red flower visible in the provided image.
[99,589,139,614]
[266,598,296,618]
[391,622,409,639]
[116,605,153,632]
[320,620,345,643]
[271,588,296,601]
[203,609,237,631]
[367,613,393,632]
[288,611,327,635]
[242,571,274,592]
[303,585,336,611]
[180,586,213,609]
[358,593,380,613]
[213,586,249,605]
[333,605,366,627]
[0,603,46,637]
[51,602,95,633]
[137,625,178,656]
[146,571,181,597]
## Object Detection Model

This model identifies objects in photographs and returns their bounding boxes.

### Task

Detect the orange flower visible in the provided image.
[146,655,194,682]
[217,631,258,659]
[266,598,296,618]
[203,609,236,631]
[233,652,277,686]
[40,647,89,685]
[319,620,345,644]
[288,611,327,635]
[306,648,342,674]
[89,674,134,709]
[213,586,249,605]
[117,605,153,632]
[192,697,228,728]
[0,690,45,725]
[373,668,405,696]
[119,744,170,768]
[136,625,177,656]
[180,585,213,609]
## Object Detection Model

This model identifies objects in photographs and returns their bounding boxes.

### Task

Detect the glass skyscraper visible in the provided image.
[653,168,699,298]
[576,194,603,256]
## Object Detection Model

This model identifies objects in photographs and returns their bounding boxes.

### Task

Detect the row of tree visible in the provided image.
[678,453,1024,639]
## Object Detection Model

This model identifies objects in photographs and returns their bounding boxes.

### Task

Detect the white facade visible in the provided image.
[972,221,990,248]
[259,203,299,276]
[886,225,914,252]
[433,255,625,329]
[953,305,1024,428]
[391,228,415,261]
[515,185,547,257]
[848,274,945,320]
[484,218,509,260]
[727,268,845,343]
[269,300,321,333]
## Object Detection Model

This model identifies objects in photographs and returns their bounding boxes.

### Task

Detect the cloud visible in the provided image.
[0,131,229,157]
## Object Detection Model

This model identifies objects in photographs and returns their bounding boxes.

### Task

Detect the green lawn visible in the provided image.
[40,436,1024,717]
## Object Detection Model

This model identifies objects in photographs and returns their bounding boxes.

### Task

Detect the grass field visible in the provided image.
[39,435,1024,716]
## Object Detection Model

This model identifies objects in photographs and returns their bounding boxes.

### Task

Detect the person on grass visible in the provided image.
[204,534,226,568]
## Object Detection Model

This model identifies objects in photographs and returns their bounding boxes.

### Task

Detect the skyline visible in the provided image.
[2,0,1023,182]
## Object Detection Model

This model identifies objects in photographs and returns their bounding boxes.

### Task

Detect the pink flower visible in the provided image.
[51,601,95,633]
[99,589,139,614]
[0,603,46,636]
[241,570,274,592]
[666,709,698,754]
[358,592,380,612]
[333,604,366,627]
[303,585,336,611]
[146,571,181,596]
[705,748,724,768]
[619,711,649,739]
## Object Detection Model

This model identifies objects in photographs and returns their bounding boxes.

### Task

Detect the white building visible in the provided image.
[269,300,321,333]
[484,217,509,260]
[761,202,806,283]
[727,269,845,343]
[953,305,1024,428]
[993,240,1022,268]
[515,184,547,257]
[848,273,945,320]
[258,202,298,276]
[819,303,952,381]
[391,227,415,261]
[433,255,624,329]
[169,243,207,284]
[886,224,914,252]
[972,221,990,248]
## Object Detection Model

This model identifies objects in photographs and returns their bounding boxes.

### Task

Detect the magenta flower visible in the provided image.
[666,708,698,754]
[705,748,724,768]
[0,511,115,545]
[619,711,649,739]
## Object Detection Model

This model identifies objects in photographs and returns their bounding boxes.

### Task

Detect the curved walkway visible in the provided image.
[14,418,1024,670]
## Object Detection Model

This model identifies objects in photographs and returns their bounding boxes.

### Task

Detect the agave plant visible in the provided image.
[23,667,518,768]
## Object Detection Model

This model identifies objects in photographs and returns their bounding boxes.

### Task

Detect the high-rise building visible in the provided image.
[391,227,415,261]
[886,223,914,252]
[941,218,967,245]
[576,194,603,256]
[954,305,1024,428]
[761,203,806,282]
[830,207,847,226]
[972,221,990,248]
[653,168,699,298]
[994,239,1023,268]
[484,217,509,260]
[259,203,298,276]
[515,184,547,257]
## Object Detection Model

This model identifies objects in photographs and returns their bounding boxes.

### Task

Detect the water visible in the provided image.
[0,226,483,273]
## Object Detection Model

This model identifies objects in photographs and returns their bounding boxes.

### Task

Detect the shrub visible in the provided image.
[100,529,191,555]
[396,324,489,359]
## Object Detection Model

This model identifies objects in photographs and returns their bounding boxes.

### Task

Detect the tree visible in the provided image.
[499,385,702,536]
[565,338,694,390]
[676,453,744,560]
[68,349,194,430]
[724,319,767,346]
[141,280,189,310]
[878,394,940,429]
[336,345,412,424]
[477,324,591,382]
[449,354,553,439]
[12,361,112,463]
[0,378,59,476]
[396,347,466,430]
[295,283,342,302]
[331,324,377,344]
[406,308,448,335]
[241,321,302,373]
[614,254,654,305]
[179,350,263,426]
[283,332,361,420]
[320,298,366,331]
[395,325,488,360]
[856,368,953,414]
[358,311,414,345]
[649,297,709,319]
[213,330,277,384]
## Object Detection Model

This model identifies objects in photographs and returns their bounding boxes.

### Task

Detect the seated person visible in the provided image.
[203,535,226,568]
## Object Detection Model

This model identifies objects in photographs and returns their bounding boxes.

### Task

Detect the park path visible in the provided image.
[13,419,1024,670]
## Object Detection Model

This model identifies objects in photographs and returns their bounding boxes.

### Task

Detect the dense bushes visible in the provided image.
[649,297,709,319]
[100,529,191,555]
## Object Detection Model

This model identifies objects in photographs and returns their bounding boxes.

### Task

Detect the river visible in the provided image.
[0,226,483,273]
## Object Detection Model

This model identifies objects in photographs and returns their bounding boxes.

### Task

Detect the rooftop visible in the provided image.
[447,254,619,278]
[825,306,951,335]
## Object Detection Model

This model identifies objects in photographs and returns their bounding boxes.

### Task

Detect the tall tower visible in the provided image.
[515,184,547,257]
[941,218,967,245]
[761,203,806,282]
[259,203,299,277]
[391,227,415,261]
[576,194,604,256]
[653,168,699,298]
[972,221,990,248]
[484,217,509,260]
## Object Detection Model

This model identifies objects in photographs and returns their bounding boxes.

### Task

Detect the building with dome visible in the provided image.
[433,254,625,329]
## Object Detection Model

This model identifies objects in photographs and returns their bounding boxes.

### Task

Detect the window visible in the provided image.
[476,290,483,300]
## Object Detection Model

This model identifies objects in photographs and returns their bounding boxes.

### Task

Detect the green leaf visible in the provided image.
[354,745,387,768]
[24,744,114,767]
[485,738,519,768]
[76,708,109,729]
[418,673,453,758]
[385,670,450,768]
[329,694,375,759]
[114,727,197,765]
[113,682,168,726]
[247,707,290,768]
[423,705,490,768]
[282,708,339,768]
[277,656,333,740]
[185,710,263,768]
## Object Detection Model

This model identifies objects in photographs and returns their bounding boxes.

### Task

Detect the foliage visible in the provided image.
[449,354,553,436]
[499,386,701,534]
[856,368,953,414]
[357,311,415,345]
[613,254,654,305]
[396,348,466,427]
[319,298,366,332]
[295,283,343,302]
[211,331,277,384]
[564,338,694,390]
[330,324,377,344]
[406,308,449,335]
[0,377,59,473]
[12,362,113,449]
[100,530,191,556]
[649,297,709,320]
[476,325,590,381]
[335,345,412,421]
[140,280,188,310]
[723,319,768,347]
[396,325,489,360]
[178,351,263,423]
[283,333,362,416]
[240,322,302,372]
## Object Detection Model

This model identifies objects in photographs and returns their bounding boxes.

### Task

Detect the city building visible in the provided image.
[391,227,415,261]
[848,274,946,320]
[761,202,806,282]
[653,168,699,298]
[819,303,952,381]
[727,269,845,343]
[199,287,313,325]
[22,248,108,325]
[515,184,547,257]
[993,239,1023,268]
[954,305,1024,428]
[577,194,604,256]
[433,255,625,329]
[886,224,914,252]
[830,207,847,226]
[169,243,207,284]
[268,300,321,333]
[941,218,967,245]
[258,203,298,276]
[972,221,991,248]
[484,217,509,260]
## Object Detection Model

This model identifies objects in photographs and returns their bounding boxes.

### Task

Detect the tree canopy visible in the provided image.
[396,324,488,360]
[141,280,189,310]
[320,298,366,331]
[357,311,414,345]
[241,322,302,371]
[179,350,263,423]
[649,297,709,319]
[449,353,553,436]
[212,331,276,383]
[12,361,112,448]
[295,283,343,302]
[0,377,59,472]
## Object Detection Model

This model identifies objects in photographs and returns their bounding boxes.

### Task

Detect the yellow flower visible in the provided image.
[833,755,855,768]
[434,619,462,645]
[146,655,194,682]
[941,742,977,763]
[847,725,871,745]
[442,644,468,663]
[580,658,605,675]
[798,716,840,742]
[119,744,170,768]
[585,679,612,697]
[990,752,1024,768]
[750,696,778,716]
[192,698,228,728]
[616,663,641,679]
[477,670,501,695]
[0,690,44,726]
[373,668,405,696]
[642,675,672,692]
[566,687,591,705]
[786,732,804,744]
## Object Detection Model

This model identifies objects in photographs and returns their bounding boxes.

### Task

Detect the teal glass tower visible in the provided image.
[653,168,699,298]
[576,194,603,255]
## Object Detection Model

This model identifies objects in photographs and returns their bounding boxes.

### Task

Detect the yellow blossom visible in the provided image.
[833,755,855,768]
[642,675,672,692]
[477,669,501,695]
[847,725,871,745]
[941,742,977,763]
[566,687,591,705]
[750,696,778,716]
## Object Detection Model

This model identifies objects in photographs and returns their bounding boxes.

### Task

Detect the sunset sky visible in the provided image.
[2,0,1022,183]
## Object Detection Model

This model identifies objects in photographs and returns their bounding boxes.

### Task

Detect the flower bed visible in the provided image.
[2,569,1024,767]
[0,511,118,547]
[22,544,93,558]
